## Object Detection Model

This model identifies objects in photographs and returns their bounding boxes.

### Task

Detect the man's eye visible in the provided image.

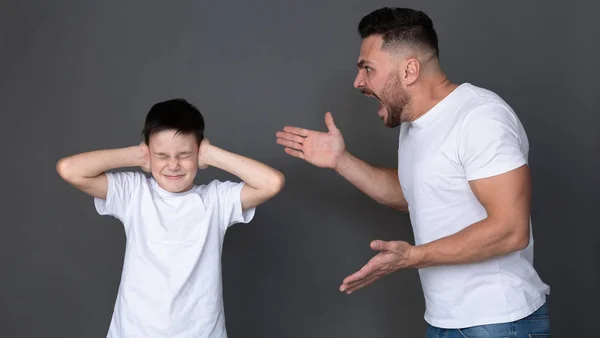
[179,155,191,158]
[365,67,372,73]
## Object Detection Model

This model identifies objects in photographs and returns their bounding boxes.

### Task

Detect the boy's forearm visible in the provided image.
[57,146,143,180]
[204,145,284,191]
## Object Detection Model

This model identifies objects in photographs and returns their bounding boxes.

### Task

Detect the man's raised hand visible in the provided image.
[276,112,346,169]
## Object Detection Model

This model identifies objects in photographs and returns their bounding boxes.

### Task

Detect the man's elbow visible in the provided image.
[378,194,409,212]
[509,222,531,252]
[386,202,409,212]
[394,202,410,213]
[512,232,530,251]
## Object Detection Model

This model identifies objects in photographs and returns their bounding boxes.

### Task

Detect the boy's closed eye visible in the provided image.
[153,152,193,159]
[154,153,169,160]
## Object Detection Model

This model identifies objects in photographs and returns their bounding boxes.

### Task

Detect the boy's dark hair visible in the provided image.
[358,7,439,58]
[142,98,205,145]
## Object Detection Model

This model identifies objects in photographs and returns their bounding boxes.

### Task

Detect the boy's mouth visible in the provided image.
[164,174,184,180]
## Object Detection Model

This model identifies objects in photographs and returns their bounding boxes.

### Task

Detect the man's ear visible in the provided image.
[403,58,420,85]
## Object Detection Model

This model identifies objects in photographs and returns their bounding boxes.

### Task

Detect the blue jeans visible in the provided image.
[426,302,550,338]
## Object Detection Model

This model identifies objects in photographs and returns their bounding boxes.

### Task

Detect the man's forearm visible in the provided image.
[204,145,284,193]
[334,151,407,210]
[57,146,143,180]
[410,217,530,268]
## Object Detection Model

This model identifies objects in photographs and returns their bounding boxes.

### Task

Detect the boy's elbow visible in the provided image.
[262,171,285,198]
[56,157,73,181]
[269,172,285,196]
[245,173,284,208]
[56,157,85,185]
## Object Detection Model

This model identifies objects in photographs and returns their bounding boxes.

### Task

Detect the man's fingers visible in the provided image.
[342,260,379,285]
[324,112,338,132]
[284,147,305,160]
[277,138,303,151]
[345,276,379,294]
[283,126,310,137]
[276,131,306,144]
[371,240,392,251]
[342,268,367,285]
[340,274,381,294]
[340,274,373,291]
[338,242,403,295]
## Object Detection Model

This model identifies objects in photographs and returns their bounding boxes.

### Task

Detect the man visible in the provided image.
[57,98,285,337]
[276,7,550,337]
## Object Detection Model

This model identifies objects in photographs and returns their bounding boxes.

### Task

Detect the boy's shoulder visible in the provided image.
[106,170,151,188]
[106,169,148,178]
[191,179,245,203]
[107,172,244,203]
[192,178,244,194]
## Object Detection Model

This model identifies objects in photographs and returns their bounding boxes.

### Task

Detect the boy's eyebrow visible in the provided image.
[153,151,192,156]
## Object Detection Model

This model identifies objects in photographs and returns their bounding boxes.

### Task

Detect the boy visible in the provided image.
[56,98,285,337]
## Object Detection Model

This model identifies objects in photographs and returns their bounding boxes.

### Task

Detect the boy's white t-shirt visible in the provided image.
[398,83,550,328]
[94,171,255,338]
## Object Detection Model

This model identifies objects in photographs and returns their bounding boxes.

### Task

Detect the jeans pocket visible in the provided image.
[425,325,441,338]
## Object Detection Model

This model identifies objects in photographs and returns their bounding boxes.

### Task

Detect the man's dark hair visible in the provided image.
[142,98,205,145]
[358,7,439,58]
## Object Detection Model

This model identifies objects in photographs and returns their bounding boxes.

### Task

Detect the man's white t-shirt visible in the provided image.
[94,171,255,338]
[398,83,550,328]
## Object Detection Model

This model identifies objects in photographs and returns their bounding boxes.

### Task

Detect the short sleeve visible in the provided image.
[457,104,528,181]
[210,180,256,229]
[94,171,142,222]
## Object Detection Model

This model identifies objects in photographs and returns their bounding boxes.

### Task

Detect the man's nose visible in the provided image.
[353,71,365,89]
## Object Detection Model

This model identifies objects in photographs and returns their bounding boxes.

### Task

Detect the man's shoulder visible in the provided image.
[455,83,512,113]
[450,84,519,130]
[460,83,502,99]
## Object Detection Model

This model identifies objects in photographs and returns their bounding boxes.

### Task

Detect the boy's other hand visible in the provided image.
[138,142,151,172]
[198,138,212,169]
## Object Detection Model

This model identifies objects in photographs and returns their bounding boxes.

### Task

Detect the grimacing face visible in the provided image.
[148,130,199,193]
[353,35,411,127]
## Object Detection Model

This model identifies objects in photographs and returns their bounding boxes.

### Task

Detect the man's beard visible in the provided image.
[361,72,410,128]
[380,72,410,128]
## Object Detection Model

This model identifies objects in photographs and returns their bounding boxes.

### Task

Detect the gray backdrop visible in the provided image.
[1,1,598,337]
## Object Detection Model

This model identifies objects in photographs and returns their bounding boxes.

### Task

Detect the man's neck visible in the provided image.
[408,75,459,122]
